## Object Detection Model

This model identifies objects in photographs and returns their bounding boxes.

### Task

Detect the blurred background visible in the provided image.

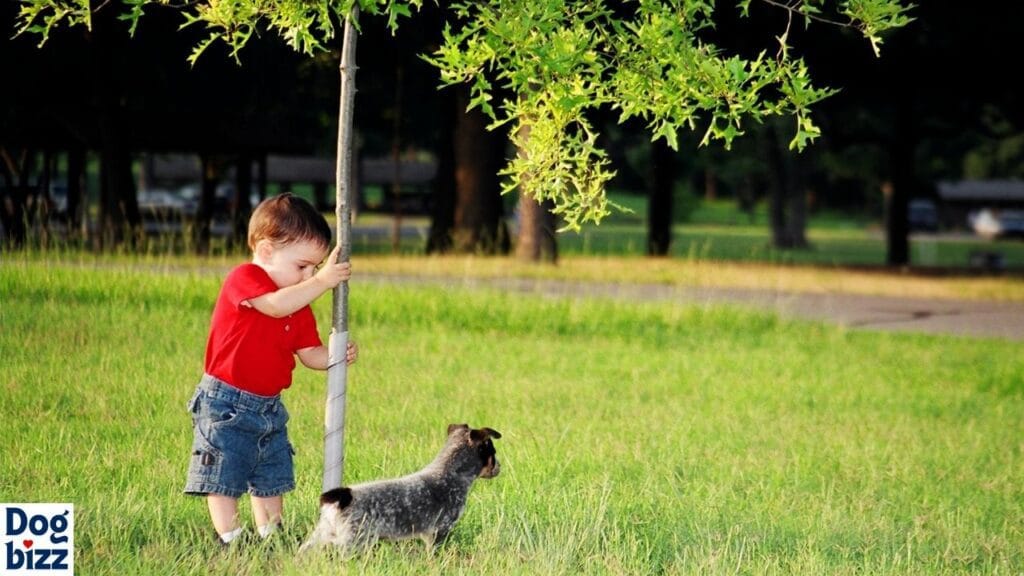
[2,1,1023,272]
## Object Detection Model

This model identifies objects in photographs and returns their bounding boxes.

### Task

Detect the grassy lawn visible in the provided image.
[2,260,1022,575]
[326,205,1024,302]
[560,222,1024,269]
[355,254,1024,302]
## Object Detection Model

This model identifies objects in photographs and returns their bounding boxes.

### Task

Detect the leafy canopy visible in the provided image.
[17,0,912,231]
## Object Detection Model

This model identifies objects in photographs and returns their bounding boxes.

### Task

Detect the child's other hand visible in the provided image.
[346,341,358,366]
[316,245,352,288]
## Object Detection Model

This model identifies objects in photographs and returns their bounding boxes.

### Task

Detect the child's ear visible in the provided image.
[254,240,274,261]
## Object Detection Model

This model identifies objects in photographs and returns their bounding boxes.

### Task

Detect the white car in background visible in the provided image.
[969,208,1024,239]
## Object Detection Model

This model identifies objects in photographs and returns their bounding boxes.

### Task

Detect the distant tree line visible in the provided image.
[4,1,1022,265]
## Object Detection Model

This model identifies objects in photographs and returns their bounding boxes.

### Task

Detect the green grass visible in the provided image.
[2,261,1023,574]
[352,216,1024,269]
[560,222,1024,268]
[603,194,873,231]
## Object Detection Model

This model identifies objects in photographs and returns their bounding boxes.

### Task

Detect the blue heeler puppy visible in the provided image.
[300,424,501,552]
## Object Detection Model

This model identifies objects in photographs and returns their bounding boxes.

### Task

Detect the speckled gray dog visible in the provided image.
[300,424,501,552]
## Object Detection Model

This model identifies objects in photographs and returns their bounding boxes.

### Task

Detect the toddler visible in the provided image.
[184,193,357,545]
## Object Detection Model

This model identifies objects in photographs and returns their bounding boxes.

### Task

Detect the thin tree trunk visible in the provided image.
[324,6,359,494]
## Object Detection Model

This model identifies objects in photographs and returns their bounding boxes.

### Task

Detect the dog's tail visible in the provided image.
[321,487,353,510]
[299,488,355,553]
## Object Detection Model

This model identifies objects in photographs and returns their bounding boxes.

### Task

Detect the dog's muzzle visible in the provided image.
[480,455,500,478]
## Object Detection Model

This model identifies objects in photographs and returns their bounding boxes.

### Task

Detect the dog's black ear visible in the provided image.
[471,427,501,441]
[447,423,470,436]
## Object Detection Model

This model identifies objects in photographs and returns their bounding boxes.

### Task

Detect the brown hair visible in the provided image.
[247,193,332,251]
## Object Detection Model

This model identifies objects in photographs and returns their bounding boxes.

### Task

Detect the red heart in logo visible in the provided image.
[23,539,33,549]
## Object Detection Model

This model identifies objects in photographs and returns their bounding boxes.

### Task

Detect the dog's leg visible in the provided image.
[427,526,452,552]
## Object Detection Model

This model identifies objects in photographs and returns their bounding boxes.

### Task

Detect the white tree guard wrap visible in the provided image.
[322,329,349,492]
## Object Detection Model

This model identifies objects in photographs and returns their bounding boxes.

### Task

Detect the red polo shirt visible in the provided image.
[204,263,322,396]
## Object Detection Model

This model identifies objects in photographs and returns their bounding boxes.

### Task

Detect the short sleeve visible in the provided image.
[222,264,278,309]
[291,305,323,351]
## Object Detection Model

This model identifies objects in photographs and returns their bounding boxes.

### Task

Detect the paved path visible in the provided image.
[364,274,1024,341]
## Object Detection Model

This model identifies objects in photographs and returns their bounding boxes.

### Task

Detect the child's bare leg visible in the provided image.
[251,495,283,537]
[207,494,241,541]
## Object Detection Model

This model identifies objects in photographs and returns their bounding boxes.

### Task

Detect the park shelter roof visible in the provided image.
[145,153,435,185]
[936,180,1024,203]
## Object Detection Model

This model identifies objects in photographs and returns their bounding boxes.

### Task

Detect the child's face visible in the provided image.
[257,239,329,289]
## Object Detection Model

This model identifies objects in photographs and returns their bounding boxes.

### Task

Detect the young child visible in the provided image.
[185,193,358,546]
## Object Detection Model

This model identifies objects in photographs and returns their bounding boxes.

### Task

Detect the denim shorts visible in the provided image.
[184,374,295,498]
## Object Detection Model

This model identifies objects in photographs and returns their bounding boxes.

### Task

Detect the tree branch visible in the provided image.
[758,0,850,28]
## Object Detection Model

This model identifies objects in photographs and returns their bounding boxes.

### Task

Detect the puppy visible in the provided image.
[300,423,501,552]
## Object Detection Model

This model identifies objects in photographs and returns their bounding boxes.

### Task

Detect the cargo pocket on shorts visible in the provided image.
[194,394,236,457]
[190,433,223,470]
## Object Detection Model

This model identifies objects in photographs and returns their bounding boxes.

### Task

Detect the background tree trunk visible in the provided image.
[66,147,86,241]
[885,101,914,266]
[427,86,457,254]
[97,145,139,248]
[514,124,557,263]
[766,124,808,249]
[704,167,717,201]
[516,194,558,263]
[648,139,675,256]
[93,0,140,249]
[786,156,808,249]
[38,149,53,242]
[313,182,328,211]
[193,154,220,254]
[256,154,268,203]
[0,148,29,248]
[232,153,253,249]
[766,126,789,248]
[389,64,404,254]
[452,86,509,254]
